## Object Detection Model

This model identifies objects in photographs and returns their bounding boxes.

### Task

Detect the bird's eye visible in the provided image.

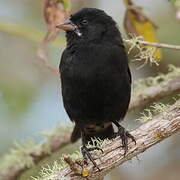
[81,19,88,25]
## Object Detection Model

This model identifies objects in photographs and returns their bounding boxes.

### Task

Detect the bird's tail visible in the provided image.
[71,123,114,144]
[71,124,81,143]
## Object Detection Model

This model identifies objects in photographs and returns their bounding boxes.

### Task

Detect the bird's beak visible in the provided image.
[56,19,75,31]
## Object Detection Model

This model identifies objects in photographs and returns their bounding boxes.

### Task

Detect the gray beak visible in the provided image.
[56,19,75,31]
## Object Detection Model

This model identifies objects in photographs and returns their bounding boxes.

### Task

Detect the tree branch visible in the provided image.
[129,76,180,111]
[0,75,179,180]
[45,99,180,180]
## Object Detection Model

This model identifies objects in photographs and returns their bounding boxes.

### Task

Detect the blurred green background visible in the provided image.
[0,0,180,179]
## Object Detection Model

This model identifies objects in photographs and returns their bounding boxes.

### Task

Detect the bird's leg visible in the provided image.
[80,130,102,171]
[112,120,136,156]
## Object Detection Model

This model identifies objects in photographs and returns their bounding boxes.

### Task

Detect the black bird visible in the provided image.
[57,8,136,169]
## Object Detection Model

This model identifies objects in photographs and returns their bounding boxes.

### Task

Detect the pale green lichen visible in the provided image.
[137,109,153,122]
[31,160,67,180]
[0,139,36,171]
[137,102,171,122]
[66,150,83,161]
[133,46,159,69]
[133,64,180,96]
[150,102,170,115]
[124,36,143,54]
[64,137,112,161]
[124,35,159,68]
[31,152,80,180]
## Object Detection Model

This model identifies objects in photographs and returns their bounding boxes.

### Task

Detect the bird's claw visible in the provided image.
[112,120,136,156]
[117,129,136,156]
[81,146,102,171]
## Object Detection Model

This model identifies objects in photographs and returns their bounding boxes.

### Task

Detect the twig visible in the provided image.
[44,99,180,179]
[129,76,180,111]
[138,40,180,50]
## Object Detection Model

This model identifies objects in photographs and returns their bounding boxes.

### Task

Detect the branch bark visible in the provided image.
[129,76,180,111]
[51,99,180,180]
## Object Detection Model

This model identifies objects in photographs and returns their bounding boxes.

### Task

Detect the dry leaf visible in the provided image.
[37,0,71,74]
[123,0,162,61]
[43,0,70,41]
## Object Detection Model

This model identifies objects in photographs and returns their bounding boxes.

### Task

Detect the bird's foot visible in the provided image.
[118,128,136,156]
[113,121,136,156]
[81,145,103,171]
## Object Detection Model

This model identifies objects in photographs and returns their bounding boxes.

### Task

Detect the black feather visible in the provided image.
[60,8,131,144]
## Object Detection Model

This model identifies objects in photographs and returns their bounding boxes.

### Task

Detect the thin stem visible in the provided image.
[138,40,180,50]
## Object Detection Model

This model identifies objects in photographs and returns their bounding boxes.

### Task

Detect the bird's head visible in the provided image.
[56,8,122,45]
